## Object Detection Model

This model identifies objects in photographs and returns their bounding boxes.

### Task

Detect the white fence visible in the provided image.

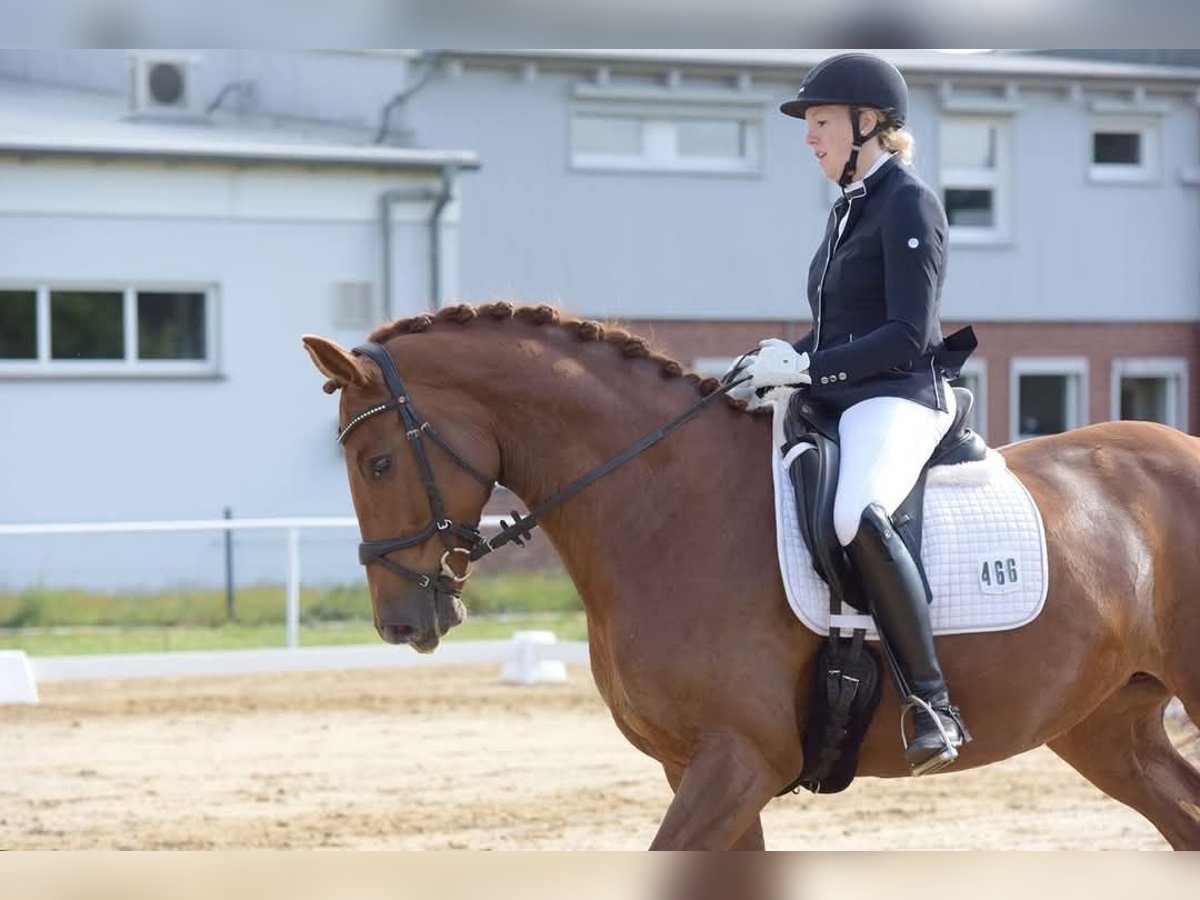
[0,515,505,648]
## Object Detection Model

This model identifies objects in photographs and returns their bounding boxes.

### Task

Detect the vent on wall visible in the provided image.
[127,51,204,120]
[332,282,377,331]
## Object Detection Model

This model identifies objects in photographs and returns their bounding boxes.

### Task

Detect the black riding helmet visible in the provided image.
[781,53,910,186]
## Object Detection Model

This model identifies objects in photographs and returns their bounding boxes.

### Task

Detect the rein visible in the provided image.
[338,340,748,595]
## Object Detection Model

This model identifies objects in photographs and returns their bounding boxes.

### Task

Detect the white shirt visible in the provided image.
[844,151,896,195]
[836,152,895,241]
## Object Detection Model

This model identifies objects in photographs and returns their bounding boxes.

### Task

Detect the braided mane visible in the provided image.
[368,302,726,397]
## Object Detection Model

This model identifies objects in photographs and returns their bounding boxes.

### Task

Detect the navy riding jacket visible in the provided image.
[794,154,971,413]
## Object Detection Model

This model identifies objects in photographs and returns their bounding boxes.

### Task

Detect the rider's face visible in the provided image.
[804,105,854,183]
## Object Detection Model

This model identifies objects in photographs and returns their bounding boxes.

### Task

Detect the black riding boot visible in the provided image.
[846,503,970,776]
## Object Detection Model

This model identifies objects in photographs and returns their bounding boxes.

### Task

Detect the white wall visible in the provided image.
[0,160,454,588]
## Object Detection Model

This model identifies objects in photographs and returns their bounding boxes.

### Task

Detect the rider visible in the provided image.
[744,52,973,776]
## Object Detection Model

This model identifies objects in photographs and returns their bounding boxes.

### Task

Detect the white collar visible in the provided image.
[843,151,895,195]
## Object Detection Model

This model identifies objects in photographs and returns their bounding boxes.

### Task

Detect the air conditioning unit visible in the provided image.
[127,51,204,120]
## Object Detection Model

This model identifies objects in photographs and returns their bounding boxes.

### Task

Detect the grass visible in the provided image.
[0,571,587,656]
[0,611,588,656]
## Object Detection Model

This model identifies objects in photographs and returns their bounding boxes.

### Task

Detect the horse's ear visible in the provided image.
[302,335,369,392]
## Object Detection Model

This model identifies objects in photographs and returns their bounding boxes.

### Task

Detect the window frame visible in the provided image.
[1110,356,1188,431]
[0,282,219,378]
[1088,114,1162,185]
[939,115,1012,246]
[1009,356,1089,443]
[569,87,766,177]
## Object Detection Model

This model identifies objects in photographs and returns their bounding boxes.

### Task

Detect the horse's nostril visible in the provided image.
[379,622,416,645]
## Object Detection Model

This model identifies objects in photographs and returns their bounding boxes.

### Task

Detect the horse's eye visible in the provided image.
[370,456,392,479]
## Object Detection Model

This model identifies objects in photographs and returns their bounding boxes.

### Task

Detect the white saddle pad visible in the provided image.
[772,437,1048,639]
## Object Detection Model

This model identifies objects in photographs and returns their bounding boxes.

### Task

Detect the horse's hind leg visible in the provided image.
[1048,676,1200,849]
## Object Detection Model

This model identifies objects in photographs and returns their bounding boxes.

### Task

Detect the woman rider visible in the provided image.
[743,52,974,776]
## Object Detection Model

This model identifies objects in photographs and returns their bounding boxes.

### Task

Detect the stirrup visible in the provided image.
[900,695,966,777]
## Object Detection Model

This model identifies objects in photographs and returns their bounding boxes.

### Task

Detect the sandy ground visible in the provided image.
[2,664,1196,850]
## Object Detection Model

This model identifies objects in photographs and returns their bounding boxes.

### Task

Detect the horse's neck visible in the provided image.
[491,360,687,509]
[479,343,744,578]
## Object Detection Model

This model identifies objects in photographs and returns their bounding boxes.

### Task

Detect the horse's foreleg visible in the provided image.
[729,816,766,850]
[660,763,768,850]
[1049,678,1200,849]
[651,733,780,850]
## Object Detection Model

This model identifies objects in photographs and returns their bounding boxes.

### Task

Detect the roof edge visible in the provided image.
[0,135,481,171]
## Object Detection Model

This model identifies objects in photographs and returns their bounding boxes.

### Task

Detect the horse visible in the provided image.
[303,301,1200,850]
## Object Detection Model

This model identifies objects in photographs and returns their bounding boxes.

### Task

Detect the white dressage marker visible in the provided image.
[0,650,39,704]
[501,631,569,685]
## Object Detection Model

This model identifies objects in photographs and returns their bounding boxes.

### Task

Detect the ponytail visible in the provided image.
[880,124,915,164]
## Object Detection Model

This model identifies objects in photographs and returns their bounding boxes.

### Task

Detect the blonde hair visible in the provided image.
[879,123,915,163]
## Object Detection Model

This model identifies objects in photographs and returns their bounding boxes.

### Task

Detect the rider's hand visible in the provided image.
[745,338,812,389]
[720,352,757,402]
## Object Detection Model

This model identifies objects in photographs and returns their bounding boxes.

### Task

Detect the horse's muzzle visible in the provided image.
[378,621,441,653]
[375,589,465,652]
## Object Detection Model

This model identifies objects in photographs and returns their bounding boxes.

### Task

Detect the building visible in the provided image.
[2,49,1198,588]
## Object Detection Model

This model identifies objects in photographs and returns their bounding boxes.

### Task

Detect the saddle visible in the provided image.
[781,386,987,795]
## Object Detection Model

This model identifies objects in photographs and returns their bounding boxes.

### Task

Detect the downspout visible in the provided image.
[380,186,432,321]
[428,163,457,312]
[374,51,441,145]
[378,163,458,319]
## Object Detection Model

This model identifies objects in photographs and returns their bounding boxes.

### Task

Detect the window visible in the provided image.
[0,284,216,377]
[572,114,759,173]
[0,290,37,360]
[940,117,1009,243]
[949,358,988,442]
[1010,358,1089,442]
[573,115,643,156]
[569,89,764,175]
[692,356,739,379]
[1111,357,1188,430]
[1089,115,1160,183]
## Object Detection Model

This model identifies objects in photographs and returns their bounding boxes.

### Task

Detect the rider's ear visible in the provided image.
[302,335,369,393]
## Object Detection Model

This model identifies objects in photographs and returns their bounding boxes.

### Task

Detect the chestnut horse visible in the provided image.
[303,302,1200,850]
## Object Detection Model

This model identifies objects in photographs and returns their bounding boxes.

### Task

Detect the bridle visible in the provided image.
[337,341,494,596]
[336,340,749,597]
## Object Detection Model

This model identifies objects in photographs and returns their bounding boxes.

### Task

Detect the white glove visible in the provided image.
[745,338,812,389]
[720,352,757,402]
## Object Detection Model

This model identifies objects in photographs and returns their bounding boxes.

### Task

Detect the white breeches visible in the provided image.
[833,389,956,547]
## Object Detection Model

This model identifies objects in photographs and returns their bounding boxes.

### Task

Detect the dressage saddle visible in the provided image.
[781,386,986,795]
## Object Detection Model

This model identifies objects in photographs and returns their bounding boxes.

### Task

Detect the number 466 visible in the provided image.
[981,558,1019,587]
